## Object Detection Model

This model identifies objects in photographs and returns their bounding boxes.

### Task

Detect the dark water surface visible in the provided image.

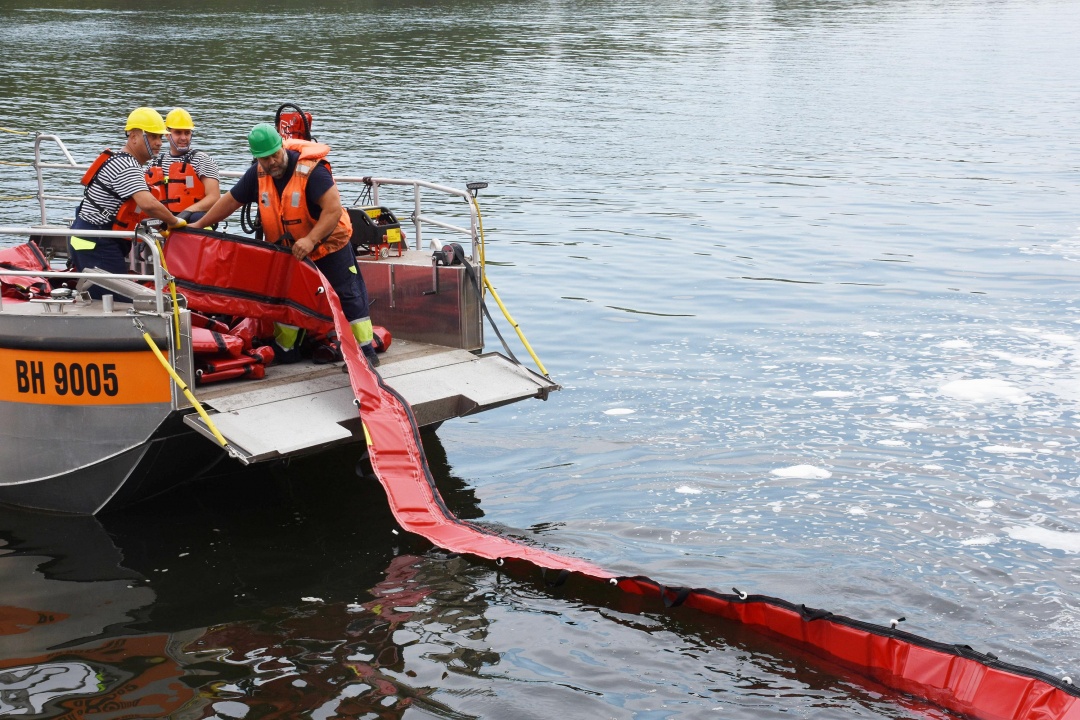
[1,0,1079,717]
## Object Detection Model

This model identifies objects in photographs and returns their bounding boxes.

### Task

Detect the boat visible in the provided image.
[0,131,558,515]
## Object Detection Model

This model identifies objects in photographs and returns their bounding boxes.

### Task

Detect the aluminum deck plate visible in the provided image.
[183,339,556,464]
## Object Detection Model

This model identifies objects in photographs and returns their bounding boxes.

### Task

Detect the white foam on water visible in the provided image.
[1040,332,1078,347]
[813,390,854,398]
[922,464,944,471]
[848,506,868,516]
[983,445,1033,454]
[878,395,899,402]
[960,534,999,546]
[1013,327,1078,347]
[988,350,1060,368]
[863,331,881,337]
[771,465,831,480]
[675,485,702,494]
[1005,526,1080,553]
[975,499,995,508]
[937,339,972,349]
[603,408,635,415]
[891,420,928,429]
[879,439,906,446]
[938,378,1031,404]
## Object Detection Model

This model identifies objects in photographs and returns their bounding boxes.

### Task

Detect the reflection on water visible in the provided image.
[0,440,948,719]
[2,0,1080,717]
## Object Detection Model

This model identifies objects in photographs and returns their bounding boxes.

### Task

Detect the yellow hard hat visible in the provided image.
[125,107,166,134]
[165,108,194,131]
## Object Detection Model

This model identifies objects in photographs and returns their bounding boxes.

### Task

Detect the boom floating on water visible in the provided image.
[327,280,1079,719]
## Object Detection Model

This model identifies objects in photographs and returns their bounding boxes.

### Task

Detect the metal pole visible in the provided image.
[413,183,422,251]
[34,134,47,225]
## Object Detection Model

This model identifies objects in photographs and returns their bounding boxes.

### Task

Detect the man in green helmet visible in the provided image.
[197,123,379,367]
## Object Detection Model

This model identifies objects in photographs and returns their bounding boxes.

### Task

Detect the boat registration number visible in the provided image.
[0,348,172,405]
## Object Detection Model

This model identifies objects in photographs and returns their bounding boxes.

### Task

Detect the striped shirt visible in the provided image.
[77,152,149,226]
[150,149,220,181]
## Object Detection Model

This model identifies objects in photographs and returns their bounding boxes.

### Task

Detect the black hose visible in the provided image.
[458,251,520,364]
[240,201,262,240]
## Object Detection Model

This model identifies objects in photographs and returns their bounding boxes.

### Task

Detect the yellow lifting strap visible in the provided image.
[137,320,229,449]
[470,195,550,378]
[151,234,182,350]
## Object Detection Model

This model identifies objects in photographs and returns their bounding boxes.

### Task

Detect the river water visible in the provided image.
[1,0,1079,717]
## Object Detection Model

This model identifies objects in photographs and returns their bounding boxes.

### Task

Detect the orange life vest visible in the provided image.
[256,139,352,262]
[163,159,207,211]
[79,149,116,186]
[81,150,166,230]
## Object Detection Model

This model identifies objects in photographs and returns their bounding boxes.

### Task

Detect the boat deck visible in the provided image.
[185,338,555,464]
[0,289,556,467]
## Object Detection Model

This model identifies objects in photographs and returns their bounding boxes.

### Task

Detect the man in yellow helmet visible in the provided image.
[147,108,221,222]
[69,107,186,297]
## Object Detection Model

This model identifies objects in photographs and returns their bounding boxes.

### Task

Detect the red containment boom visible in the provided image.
[165,227,1079,720]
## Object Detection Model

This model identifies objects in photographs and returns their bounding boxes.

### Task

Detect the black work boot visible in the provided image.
[362,343,381,367]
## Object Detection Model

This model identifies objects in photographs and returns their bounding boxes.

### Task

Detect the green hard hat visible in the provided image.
[248,123,283,158]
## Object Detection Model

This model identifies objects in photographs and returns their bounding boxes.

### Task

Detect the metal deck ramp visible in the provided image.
[182,339,557,464]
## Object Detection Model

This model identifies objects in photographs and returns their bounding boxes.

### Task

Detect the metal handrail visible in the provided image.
[33,134,82,225]
[29,135,481,260]
[341,176,479,257]
[0,226,168,314]
[25,135,485,303]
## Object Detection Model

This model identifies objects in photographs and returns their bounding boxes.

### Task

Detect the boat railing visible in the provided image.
[31,133,486,278]
[348,176,480,259]
[32,134,86,226]
[0,226,169,314]
[217,170,483,257]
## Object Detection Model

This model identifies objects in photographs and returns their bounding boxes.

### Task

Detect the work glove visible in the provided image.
[161,217,187,239]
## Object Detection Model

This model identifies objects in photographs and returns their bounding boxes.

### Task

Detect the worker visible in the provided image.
[196,123,379,367]
[69,107,186,298]
[147,107,221,223]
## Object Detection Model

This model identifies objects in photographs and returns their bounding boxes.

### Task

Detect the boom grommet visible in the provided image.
[890,617,906,629]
